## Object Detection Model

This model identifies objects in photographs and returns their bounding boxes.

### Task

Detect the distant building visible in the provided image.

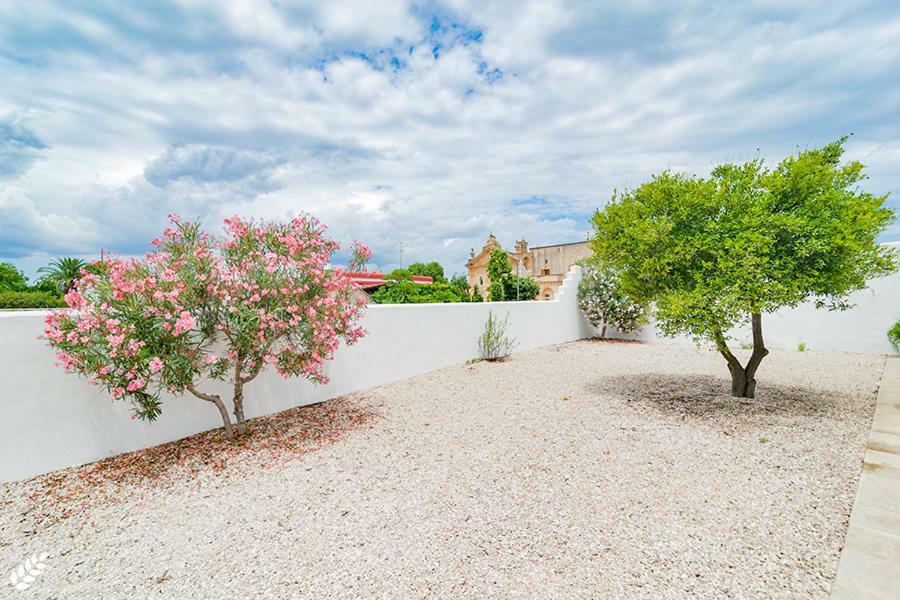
[465,234,591,301]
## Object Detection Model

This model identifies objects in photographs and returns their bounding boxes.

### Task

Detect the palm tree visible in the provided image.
[37,257,88,294]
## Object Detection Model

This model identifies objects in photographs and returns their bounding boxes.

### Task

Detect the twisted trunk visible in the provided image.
[187,384,234,438]
[714,313,769,398]
[188,346,270,439]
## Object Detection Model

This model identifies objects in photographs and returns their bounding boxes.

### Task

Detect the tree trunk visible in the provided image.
[714,313,769,398]
[187,384,234,439]
[233,380,247,435]
[233,362,247,435]
[600,322,608,340]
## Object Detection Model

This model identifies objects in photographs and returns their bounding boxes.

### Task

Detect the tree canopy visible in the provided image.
[485,248,539,301]
[0,262,27,291]
[591,137,896,397]
[37,257,88,293]
[406,261,446,283]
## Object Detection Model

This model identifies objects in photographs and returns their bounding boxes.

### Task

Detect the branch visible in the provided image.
[712,327,743,373]
[186,384,221,403]
[241,340,276,384]
[745,312,769,373]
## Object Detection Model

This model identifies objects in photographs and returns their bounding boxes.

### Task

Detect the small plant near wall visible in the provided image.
[576,262,647,339]
[477,311,518,361]
[797,342,807,352]
[43,215,370,439]
[889,320,900,354]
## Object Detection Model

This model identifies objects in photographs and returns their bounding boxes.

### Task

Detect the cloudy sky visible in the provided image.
[2,1,899,277]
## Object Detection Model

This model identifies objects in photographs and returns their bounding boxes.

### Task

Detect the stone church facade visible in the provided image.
[465,234,592,301]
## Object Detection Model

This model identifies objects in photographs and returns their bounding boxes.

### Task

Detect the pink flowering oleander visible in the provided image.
[43,214,368,438]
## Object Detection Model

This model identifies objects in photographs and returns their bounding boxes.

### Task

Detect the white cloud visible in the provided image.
[1,0,899,277]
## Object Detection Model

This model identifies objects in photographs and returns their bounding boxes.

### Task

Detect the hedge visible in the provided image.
[0,290,67,309]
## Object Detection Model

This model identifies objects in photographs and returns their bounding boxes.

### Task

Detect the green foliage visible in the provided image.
[485,248,539,301]
[387,268,413,281]
[449,274,469,292]
[486,248,512,282]
[504,276,539,301]
[888,320,900,353]
[576,262,647,338]
[370,280,471,304]
[0,290,67,309]
[37,257,88,293]
[0,262,27,291]
[592,137,896,346]
[370,269,482,304]
[797,342,807,352]
[407,261,446,283]
[477,311,518,361]
[488,279,505,302]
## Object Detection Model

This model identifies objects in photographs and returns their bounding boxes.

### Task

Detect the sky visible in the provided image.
[2,0,899,278]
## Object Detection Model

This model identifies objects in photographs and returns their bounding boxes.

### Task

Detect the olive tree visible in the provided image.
[591,138,896,397]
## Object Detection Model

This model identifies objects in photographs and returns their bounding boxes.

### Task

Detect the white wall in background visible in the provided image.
[0,267,593,483]
[2,253,898,484]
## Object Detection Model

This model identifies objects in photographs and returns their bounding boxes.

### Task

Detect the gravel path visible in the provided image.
[0,340,884,599]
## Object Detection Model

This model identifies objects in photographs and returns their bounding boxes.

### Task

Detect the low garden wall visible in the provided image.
[2,259,898,484]
[0,267,594,483]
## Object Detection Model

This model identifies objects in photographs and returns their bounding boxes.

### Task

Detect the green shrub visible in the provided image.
[503,275,540,301]
[477,311,518,361]
[576,262,646,338]
[370,280,472,304]
[889,320,900,353]
[0,290,67,309]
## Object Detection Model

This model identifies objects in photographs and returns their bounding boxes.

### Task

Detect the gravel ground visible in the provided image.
[0,340,884,599]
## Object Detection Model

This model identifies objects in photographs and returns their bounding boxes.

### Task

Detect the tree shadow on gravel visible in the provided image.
[589,374,853,422]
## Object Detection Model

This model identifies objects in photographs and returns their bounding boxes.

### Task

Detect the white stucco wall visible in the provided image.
[2,256,898,484]
[0,267,594,484]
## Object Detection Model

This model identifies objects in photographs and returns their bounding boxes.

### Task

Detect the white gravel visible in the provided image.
[0,340,884,599]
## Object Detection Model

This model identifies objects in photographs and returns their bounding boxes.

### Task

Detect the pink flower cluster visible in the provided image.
[43,214,368,420]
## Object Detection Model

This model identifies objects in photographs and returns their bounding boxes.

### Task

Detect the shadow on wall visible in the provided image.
[587,373,855,424]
